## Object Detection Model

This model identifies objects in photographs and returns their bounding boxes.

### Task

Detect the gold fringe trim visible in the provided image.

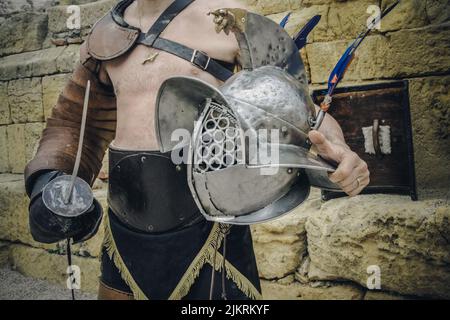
[208,251,263,300]
[168,223,223,300]
[103,218,260,300]
[103,214,148,300]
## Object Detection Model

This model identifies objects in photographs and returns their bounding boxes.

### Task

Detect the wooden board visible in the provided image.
[312,81,417,200]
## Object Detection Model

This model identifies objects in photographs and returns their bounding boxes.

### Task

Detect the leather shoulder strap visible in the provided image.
[87,0,139,61]
[143,0,195,46]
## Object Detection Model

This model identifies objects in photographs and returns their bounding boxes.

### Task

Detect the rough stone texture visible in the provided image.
[0,12,48,57]
[380,0,429,32]
[0,265,96,300]
[42,73,70,119]
[0,1,58,16]
[424,0,450,25]
[306,23,450,84]
[248,0,295,15]
[306,194,450,299]
[409,75,450,196]
[56,44,81,73]
[0,174,52,249]
[9,244,100,294]
[48,0,116,34]
[0,82,10,125]
[251,189,321,279]
[261,279,364,300]
[0,1,34,16]
[4,123,45,174]
[0,242,9,266]
[326,0,375,41]
[25,122,46,163]
[0,126,9,172]
[0,45,79,81]
[6,125,26,173]
[0,174,107,258]
[8,78,44,123]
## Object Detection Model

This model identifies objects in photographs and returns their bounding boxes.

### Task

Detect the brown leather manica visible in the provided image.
[24,43,117,194]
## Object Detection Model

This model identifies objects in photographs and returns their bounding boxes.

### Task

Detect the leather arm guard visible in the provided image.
[24,43,117,195]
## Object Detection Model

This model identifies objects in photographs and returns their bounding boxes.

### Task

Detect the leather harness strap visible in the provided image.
[141,0,195,46]
[140,37,234,81]
[115,0,235,82]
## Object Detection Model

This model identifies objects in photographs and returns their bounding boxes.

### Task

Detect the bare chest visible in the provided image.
[105,14,234,103]
[107,46,222,99]
[103,19,235,149]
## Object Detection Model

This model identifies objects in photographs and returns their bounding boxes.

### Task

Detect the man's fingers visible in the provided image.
[339,162,370,196]
[340,162,369,190]
[308,130,326,145]
[346,176,370,197]
[308,130,339,161]
[329,151,359,183]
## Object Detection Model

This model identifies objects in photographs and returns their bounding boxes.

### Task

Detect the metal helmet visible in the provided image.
[155,9,340,225]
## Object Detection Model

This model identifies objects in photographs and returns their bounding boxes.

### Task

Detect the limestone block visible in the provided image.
[48,0,117,34]
[24,123,45,163]
[0,241,9,266]
[0,0,57,15]
[326,0,375,41]
[42,73,70,119]
[306,194,450,299]
[250,0,298,15]
[380,0,429,32]
[0,126,9,172]
[425,0,450,25]
[307,23,450,84]
[0,0,33,16]
[261,279,364,300]
[6,124,26,173]
[385,23,450,78]
[9,244,100,294]
[0,12,48,57]
[0,45,79,81]
[0,82,10,125]
[56,44,80,73]
[0,174,51,249]
[251,189,322,279]
[8,78,44,124]
[0,47,62,81]
[409,76,450,195]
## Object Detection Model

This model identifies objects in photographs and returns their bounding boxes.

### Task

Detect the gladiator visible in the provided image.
[25,0,370,300]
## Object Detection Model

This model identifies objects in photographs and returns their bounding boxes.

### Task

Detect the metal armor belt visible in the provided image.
[108,147,203,233]
[111,0,235,82]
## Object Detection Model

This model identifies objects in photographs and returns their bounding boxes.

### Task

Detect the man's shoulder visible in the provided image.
[85,6,139,62]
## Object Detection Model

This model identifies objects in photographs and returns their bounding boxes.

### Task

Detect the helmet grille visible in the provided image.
[194,101,243,173]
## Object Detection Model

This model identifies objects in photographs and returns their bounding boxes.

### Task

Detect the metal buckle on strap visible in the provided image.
[191,49,211,71]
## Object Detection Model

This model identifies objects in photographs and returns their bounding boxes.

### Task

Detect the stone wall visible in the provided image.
[0,0,449,299]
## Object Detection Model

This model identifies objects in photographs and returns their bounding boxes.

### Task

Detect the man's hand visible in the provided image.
[308,130,370,197]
